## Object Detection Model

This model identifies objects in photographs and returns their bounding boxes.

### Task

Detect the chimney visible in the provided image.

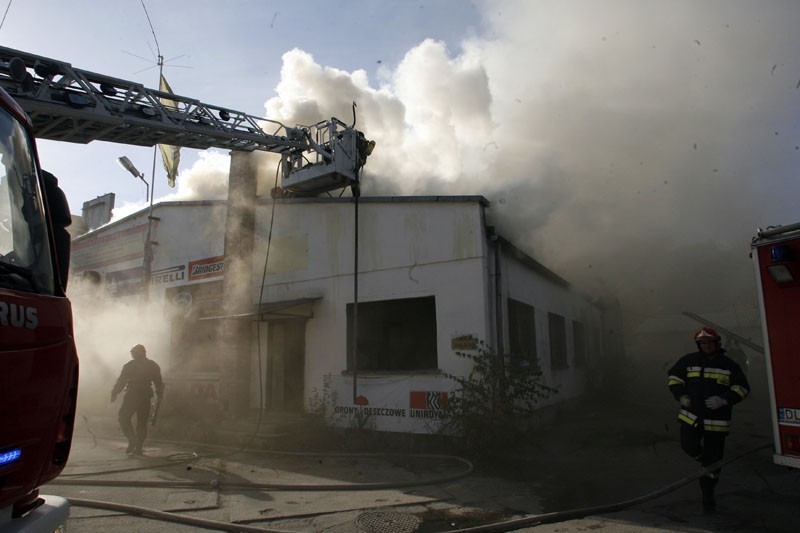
[81,193,115,230]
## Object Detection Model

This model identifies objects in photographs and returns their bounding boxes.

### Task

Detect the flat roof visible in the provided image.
[269,195,490,206]
[73,195,490,242]
[139,195,491,207]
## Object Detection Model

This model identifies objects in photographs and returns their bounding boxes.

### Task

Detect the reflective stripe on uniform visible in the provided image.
[704,367,731,385]
[731,384,749,398]
[677,411,730,432]
[678,409,698,426]
[668,375,684,386]
[704,418,730,432]
[686,366,702,378]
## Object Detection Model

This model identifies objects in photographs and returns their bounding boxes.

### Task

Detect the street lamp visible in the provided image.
[116,155,156,301]
[117,156,150,203]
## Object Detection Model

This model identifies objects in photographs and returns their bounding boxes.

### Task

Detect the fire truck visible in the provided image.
[0,86,77,529]
[752,222,800,469]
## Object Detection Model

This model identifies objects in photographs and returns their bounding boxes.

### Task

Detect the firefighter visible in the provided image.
[667,327,750,510]
[111,344,164,455]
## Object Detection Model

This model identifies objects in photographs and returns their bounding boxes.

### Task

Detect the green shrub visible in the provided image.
[443,339,558,456]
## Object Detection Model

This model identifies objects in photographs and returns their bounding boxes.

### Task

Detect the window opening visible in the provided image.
[508,298,538,367]
[549,312,568,371]
[346,296,438,372]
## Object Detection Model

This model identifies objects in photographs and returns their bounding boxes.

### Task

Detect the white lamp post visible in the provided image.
[116,155,156,301]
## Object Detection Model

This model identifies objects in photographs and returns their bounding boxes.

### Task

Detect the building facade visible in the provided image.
[70,196,611,434]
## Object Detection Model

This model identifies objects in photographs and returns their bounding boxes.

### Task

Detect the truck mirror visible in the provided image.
[41,171,72,292]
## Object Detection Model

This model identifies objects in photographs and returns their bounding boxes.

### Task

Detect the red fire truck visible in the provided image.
[752,222,800,469]
[0,85,78,529]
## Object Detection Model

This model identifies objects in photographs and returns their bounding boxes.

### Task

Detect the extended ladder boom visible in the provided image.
[0,45,374,196]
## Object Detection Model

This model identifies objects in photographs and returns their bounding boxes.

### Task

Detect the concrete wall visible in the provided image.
[70,201,227,296]
[500,243,605,405]
[70,196,605,433]
[151,202,226,281]
[249,198,492,432]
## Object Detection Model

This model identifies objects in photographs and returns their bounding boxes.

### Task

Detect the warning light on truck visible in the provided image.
[767,245,795,283]
[0,448,22,467]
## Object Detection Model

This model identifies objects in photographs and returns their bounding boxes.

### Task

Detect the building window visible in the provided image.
[573,321,586,367]
[347,296,438,372]
[549,312,568,371]
[508,298,537,366]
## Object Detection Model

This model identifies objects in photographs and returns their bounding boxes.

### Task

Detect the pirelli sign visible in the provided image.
[188,255,225,281]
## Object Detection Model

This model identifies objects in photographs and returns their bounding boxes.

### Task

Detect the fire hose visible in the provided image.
[448,442,772,532]
[56,443,770,532]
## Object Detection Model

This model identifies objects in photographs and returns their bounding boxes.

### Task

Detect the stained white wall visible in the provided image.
[149,202,227,276]
[249,198,493,432]
[70,201,227,293]
[501,246,605,405]
[72,196,605,433]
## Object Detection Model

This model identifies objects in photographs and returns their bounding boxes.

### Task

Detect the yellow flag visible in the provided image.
[159,74,180,188]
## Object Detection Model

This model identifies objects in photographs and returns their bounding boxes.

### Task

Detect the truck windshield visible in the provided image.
[0,106,54,295]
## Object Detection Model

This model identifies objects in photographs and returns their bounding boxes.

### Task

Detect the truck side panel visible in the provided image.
[754,238,800,468]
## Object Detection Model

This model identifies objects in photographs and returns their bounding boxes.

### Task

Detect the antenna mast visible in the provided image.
[141,0,162,205]
[140,0,162,301]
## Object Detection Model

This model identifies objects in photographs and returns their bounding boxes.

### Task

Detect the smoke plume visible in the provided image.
[146,1,800,324]
[69,284,172,414]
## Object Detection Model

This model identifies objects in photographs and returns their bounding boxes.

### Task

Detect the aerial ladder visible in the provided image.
[0,45,374,197]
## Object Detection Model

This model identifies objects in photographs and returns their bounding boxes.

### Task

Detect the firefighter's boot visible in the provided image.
[699,475,717,511]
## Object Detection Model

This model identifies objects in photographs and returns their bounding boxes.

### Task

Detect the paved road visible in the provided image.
[46,389,800,532]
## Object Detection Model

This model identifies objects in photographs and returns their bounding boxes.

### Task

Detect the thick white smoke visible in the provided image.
[110,150,231,221]
[69,285,172,414]
[138,1,800,321]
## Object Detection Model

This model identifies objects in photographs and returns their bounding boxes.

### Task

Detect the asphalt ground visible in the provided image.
[44,369,800,532]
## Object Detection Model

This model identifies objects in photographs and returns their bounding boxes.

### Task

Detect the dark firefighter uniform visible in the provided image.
[667,327,750,510]
[111,344,164,455]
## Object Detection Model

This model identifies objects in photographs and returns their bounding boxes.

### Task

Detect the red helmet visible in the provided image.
[693,327,721,342]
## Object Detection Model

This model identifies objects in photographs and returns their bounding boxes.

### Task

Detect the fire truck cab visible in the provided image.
[752,222,800,468]
[0,86,77,530]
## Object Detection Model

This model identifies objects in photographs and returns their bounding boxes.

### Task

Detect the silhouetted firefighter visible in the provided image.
[111,344,164,455]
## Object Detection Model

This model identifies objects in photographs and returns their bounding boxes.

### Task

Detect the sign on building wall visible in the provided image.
[326,375,453,434]
[72,223,149,271]
[188,255,225,281]
[105,264,186,296]
[451,335,477,351]
[105,266,144,296]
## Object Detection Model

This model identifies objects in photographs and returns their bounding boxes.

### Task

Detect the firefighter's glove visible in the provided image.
[705,396,728,410]
[679,395,691,408]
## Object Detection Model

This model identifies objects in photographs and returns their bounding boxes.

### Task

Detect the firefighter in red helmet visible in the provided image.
[667,327,750,511]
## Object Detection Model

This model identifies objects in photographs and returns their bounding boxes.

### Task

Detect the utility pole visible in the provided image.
[141,52,163,303]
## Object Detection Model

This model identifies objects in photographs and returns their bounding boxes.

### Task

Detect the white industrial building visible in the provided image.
[70,195,613,434]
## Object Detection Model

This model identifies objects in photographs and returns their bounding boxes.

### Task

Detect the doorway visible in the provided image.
[266,319,306,412]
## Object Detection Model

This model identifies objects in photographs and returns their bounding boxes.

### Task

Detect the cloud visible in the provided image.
[145,1,800,320]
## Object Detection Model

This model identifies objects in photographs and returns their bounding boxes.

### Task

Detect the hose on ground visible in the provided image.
[64,443,771,532]
[67,497,286,532]
[51,453,474,492]
[447,442,772,532]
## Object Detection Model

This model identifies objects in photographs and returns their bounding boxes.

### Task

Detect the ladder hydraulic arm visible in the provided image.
[0,45,374,196]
